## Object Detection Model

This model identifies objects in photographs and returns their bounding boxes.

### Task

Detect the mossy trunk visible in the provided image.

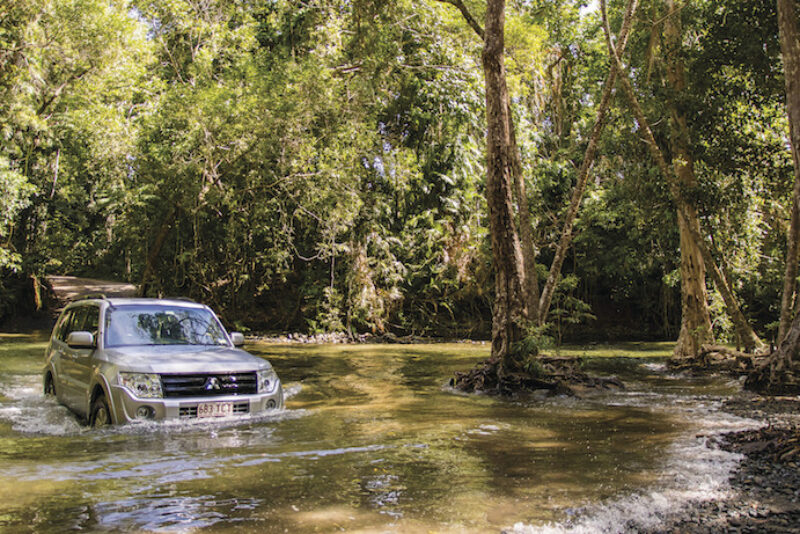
[482,0,528,373]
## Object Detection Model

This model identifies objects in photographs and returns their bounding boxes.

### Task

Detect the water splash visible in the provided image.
[0,375,86,435]
[0,374,306,437]
[640,362,667,373]
[507,400,760,533]
[283,382,302,399]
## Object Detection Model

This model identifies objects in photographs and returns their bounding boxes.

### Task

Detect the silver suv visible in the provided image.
[43,296,283,426]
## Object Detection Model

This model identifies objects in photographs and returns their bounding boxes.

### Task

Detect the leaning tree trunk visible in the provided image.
[663,0,713,359]
[538,0,639,325]
[601,0,762,353]
[777,0,800,343]
[483,0,528,373]
[673,208,713,358]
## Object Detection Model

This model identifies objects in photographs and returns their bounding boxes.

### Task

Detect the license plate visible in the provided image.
[197,402,233,418]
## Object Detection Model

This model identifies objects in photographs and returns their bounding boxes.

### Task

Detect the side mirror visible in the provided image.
[230,332,245,347]
[66,331,95,349]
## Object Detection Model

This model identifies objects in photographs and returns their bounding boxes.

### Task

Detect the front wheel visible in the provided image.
[90,394,112,427]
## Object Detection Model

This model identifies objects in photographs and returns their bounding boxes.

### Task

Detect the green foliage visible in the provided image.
[0,157,34,270]
[0,0,797,346]
[513,322,555,360]
[550,274,596,346]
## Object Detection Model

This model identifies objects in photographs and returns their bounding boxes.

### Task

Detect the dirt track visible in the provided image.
[47,276,137,303]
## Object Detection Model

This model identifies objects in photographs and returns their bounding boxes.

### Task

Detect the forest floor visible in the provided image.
[649,395,800,533]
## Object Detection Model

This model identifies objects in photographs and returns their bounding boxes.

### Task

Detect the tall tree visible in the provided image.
[778,0,800,342]
[748,0,800,393]
[482,0,528,368]
[661,0,713,358]
[601,0,763,354]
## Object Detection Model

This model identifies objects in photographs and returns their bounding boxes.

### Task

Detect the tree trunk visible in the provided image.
[483,0,528,371]
[663,0,713,359]
[600,0,763,354]
[673,208,713,358]
[138,206,177,297]
[538,0,640,325]
[508,97,540,324]
[749,0,800,392]
[778,0,800,343]
[746,311,800,394]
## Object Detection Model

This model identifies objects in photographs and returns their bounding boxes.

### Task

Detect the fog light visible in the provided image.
[136,406,154,419]
[266,399,276,409]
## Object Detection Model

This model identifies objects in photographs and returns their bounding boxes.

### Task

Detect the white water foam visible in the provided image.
[507,400,761,534]
[640,362,667,373]
[0,374,306,436]
[283,382,302,399]
[0,375,86,435]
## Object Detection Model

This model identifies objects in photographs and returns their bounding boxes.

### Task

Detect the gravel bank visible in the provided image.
[648,395,800,533]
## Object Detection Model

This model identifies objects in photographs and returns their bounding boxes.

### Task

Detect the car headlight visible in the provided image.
[257,368,278,393]
[119,372,163,398]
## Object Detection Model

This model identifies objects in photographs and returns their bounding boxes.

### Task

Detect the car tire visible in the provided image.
[43,373,56,396]
[90,394,112,427]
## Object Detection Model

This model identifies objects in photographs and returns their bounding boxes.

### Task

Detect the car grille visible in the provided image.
[160,372,258,398]
[179,402,250,418]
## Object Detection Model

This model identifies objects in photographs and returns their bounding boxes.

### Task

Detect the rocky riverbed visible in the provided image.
[649,395,800,533]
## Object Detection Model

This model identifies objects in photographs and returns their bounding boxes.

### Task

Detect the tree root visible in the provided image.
[450,356,624,397]
[668,344,767,375]
[746,355,800,396]
[665,341,800,396]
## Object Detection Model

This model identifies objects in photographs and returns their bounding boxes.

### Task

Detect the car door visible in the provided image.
[48,309,74,405]
[68,305,100,416]
[59,306,93,412]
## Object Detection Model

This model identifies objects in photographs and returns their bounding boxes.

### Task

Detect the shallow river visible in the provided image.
[0,334,755,533]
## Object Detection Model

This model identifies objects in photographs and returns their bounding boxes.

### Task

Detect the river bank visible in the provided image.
[249,331,489,344]
[649,395,800,533]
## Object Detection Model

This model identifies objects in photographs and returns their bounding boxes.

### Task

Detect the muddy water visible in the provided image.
[0,335,749,533]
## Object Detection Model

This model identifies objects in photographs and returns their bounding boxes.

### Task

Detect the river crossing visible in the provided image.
[0,334,756,533]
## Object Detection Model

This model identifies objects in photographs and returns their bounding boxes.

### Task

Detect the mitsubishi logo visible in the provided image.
[204,377,221,391]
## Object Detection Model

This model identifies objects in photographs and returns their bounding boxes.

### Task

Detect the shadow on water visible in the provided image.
[0,335,754,533]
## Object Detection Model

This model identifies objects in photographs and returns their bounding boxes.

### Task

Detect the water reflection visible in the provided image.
[93,494,262,531]
[0,336,754,533]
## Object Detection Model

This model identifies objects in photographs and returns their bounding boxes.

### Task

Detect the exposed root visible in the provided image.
[746,355,800,396]
[745,312,800,395]
[668,344,766,375]
[665,342,800,396]
[449,355,624,397]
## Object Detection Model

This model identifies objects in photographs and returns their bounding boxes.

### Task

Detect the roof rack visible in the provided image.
[170,296,196,302]
[73,292,107,301]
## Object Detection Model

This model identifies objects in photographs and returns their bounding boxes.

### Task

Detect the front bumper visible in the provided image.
[108,382,284,424]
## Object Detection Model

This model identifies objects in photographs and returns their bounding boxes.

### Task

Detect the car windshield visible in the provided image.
[105,305,229,347]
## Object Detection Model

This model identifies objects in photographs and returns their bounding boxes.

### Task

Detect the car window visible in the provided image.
[82,306,99,336]
[105,305,229,347]
[65,307,88,337]
[55,310,73,342]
